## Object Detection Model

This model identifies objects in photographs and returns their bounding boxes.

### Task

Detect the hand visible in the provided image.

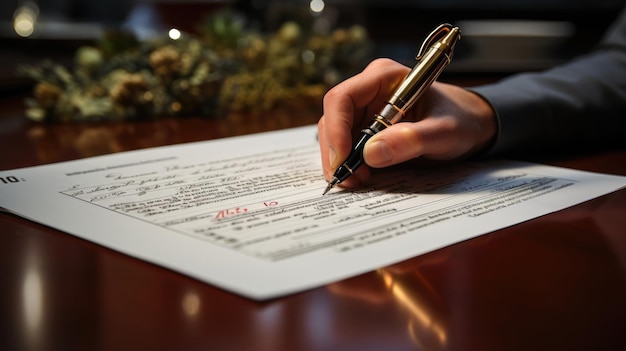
[318,58,498,188]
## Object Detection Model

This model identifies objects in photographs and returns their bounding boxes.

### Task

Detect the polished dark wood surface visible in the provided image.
[1,91,625,351]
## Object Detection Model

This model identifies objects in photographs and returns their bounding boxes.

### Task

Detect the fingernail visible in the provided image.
[329,146,337,168]
[365,139,392,166]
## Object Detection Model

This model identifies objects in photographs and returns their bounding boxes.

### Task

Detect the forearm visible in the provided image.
[471,9,626,156]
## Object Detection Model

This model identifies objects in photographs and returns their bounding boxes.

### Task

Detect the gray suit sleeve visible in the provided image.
[469,7,626,156]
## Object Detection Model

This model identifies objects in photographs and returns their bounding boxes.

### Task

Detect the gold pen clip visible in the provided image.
[415,23,456,60]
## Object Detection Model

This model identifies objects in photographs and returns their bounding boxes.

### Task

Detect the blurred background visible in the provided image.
[1,0,624,95]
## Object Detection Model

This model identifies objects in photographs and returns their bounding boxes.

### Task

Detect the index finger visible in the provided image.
[318,59,410,180]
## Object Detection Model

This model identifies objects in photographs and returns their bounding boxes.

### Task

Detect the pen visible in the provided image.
[323,23,461,195]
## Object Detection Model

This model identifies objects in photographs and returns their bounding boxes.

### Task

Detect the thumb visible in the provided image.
[363,118,464,168]
[363,123,426,168]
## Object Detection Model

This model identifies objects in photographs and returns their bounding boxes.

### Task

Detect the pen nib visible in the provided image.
[322,183,333,196]
[322,177,339,195]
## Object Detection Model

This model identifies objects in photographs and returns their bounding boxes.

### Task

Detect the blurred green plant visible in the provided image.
[18,9,371,122]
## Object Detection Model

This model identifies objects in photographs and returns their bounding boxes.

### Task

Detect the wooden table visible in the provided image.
[1,92,625,351]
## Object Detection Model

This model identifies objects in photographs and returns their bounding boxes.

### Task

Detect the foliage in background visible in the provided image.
[18,9,371,122]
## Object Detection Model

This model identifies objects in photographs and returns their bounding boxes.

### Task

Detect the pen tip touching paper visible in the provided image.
[323,184,332,195]
[322,177,339,195]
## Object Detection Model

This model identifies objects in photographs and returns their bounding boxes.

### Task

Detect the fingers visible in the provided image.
[318,59,410,187]
[319,61,497,185]
[364,118,465,167]
[363,83,497,168]
[318,116,370,188]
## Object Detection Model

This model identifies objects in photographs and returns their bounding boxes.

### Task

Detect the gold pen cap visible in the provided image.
[384,24,461,124]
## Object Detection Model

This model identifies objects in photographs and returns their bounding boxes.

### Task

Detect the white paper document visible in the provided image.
[1,125,625,299]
